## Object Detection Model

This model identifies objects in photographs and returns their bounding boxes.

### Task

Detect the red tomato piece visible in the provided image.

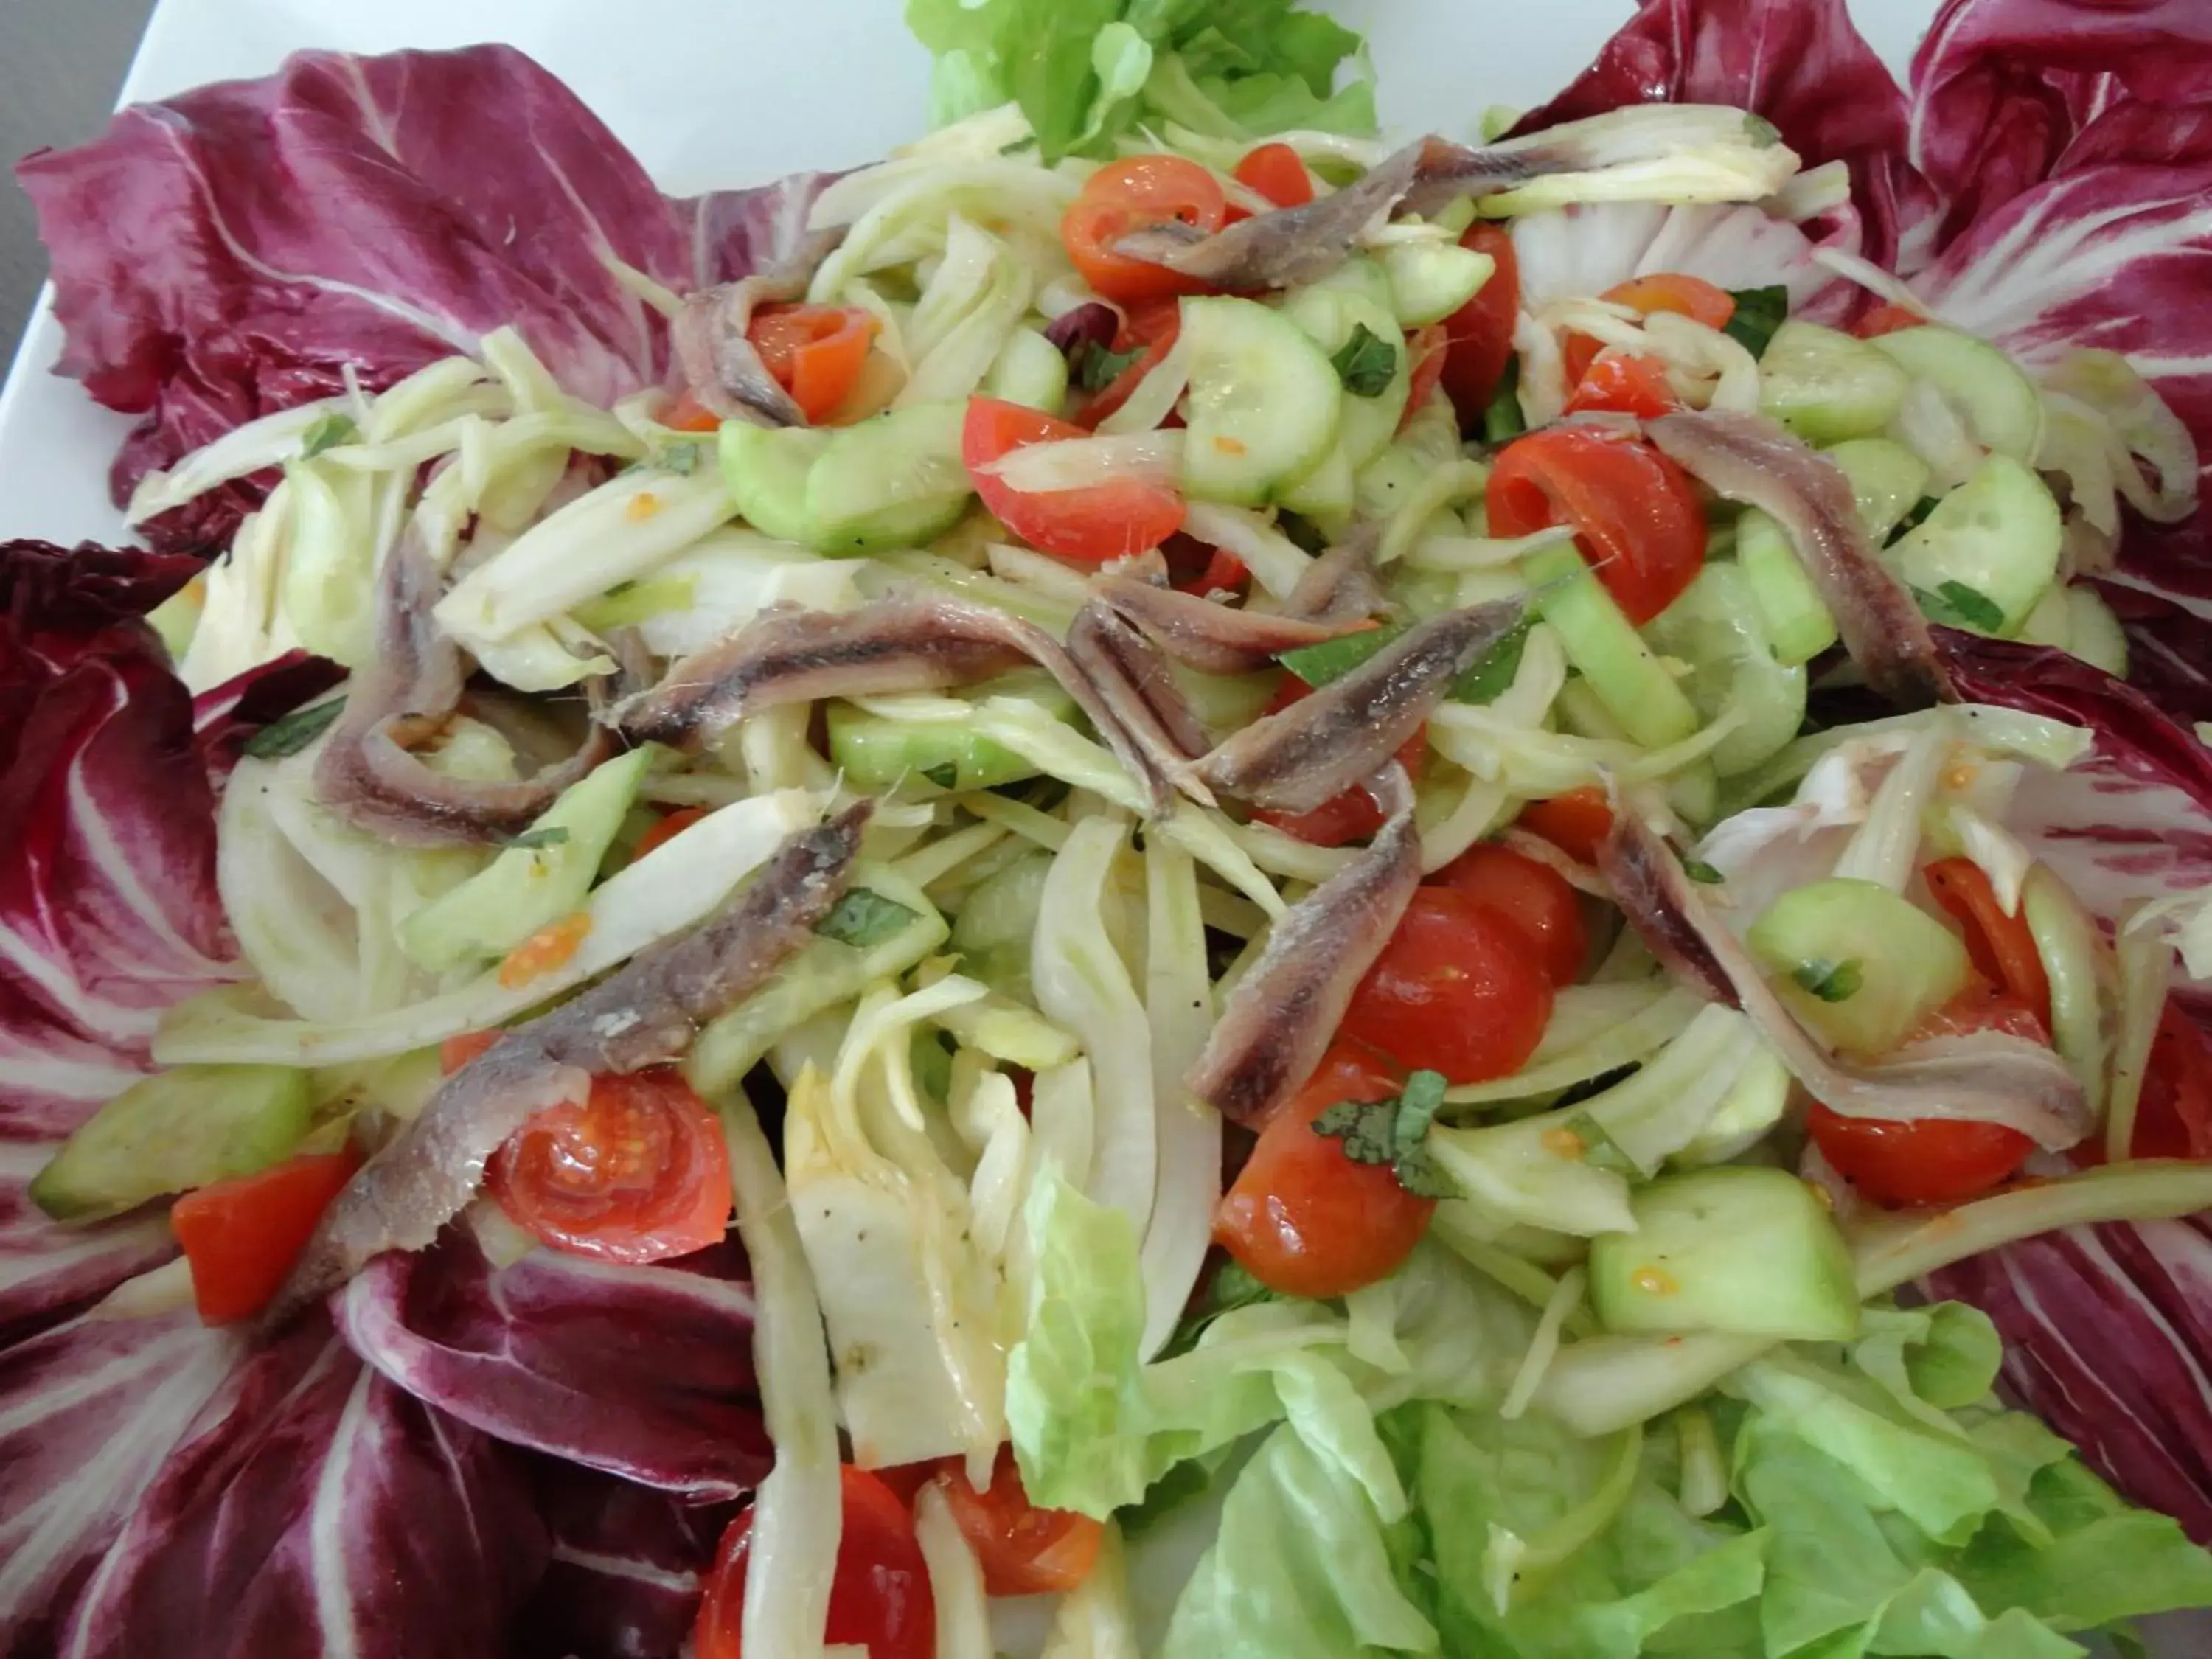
[487,1068,731,1263]
[1853,302,1926,339]
[1251,675,1425,847]
[1923,857,2051,1024]
[661,391,723,433]
[439,1029,501,1074]
[1807,984,2042,1206]
[695,1465,934,1659]
[171,1145,365,1324]
[748,305,880,425]
[2129,1002,2212,1161]
[1233,142,1315,209]
[1061,156,1226,307]
[1564,351,1681,418]
[1339,888,1556,1085]
[1077,300,1181,431]
[1160,532,1248,595]
[1401,323,1450,432]
[1485,425,1708,625]
[634,805,709,863]
[1430,842,1588,988]
[1562,274,1736,386]
[1214,1040,1434,1298]
[1440,223,1519,427]
[934,1445,1103,1596]
[963,397,1185,564]
[1514,787,1615,866]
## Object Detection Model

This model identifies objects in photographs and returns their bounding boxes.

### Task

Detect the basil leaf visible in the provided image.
[1792,957,1865,1002]
[242,697,346,760]
[816,888,921,950]
[1330,323,1399,398]
[1722,285,1789,359]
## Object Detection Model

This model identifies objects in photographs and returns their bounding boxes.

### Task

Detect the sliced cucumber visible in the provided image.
[1759,320,1911,446]
[827,675,1074,793]
[1746,877,1972,1057]
[1734,510,1839,667]
[1672,1048,1792,1168]
[984,326,1070,415]
[1642,561,1806,777]
[32,1065,313,1222]
[1868,326,2042,463]
[1283,284,1408,470]
[1315,255,1397,311]
[1590,1166,1860,1343]
[1521,543,1700,750]
[1276,441,1357,524]
[1380,241,1494,328]
[1178,296,1343,505]
[720,421,827,546]
[1823,437,1932,541]
[1885,453,2062,636]
[804,402,975,553]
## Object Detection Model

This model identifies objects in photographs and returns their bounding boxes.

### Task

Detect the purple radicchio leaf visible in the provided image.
[674,170,849,289]
[513,1457,731,1659]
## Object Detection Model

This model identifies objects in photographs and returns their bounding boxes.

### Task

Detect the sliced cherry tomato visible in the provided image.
[487,1068,731,1263]
[1233,142,1315,209]
[1251,675,1424,847]
[963,396,1185,564]
[2129,1001,2212,1161]
[1514,787,1615,866]
[439,1029,502,1074]
[1431,842,1588,988]
[1061,156,1226,307]
[171,1145,365,1324]
[1161,532,1248,595]
[1214,1040,1433,1298]
[1561,274,1737,386]
[1564,351,1681,418]
[1339,888,1556,1085]
[1077,300,1180,430]
[1440,223,1518,428]
[635,805,709,863]
[1486,425,1708,625]
[1401,323,1450,432]
[695,1464,933,1659]
[748,304,880,425]
[1924,857,2051,1023]
[661,391,723,433]
[933,1445,1103,1596]
[1852,302,1926,339]
[1807,984,2042,1206]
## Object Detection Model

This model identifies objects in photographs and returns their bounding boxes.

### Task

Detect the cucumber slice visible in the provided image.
[1590,1166,1860,1343]
[1734,511,1839,667]
[1380,241,1494,328]
[949,849,1054,1001]
[1823,437,1932,541]
[1667,761,1720,830]
[1672,1048,1792,1168]
[803,402,975,552]
[1885,453,2062,636]
[1283,285,1408,470]
[1642,561,1806,777]
[1178,296,1343,505]
[1759,320,1911,445]
[31,1065,313,1222]
[720,421,827,546]
[828,675,1075,793]
[1520,543,1700,750]
[984,327,1068,415]
[1868,326,2043,463]
[1314,255,1397,311]
[1746,877,1972,1057]
[1276,441,1357,524]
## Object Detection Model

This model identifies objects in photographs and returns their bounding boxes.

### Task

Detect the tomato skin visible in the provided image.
[1401,323,1450,432]
[1214,1041,1435,1298]
[1062,156,1227,307]
[634,806,709,863]
[172,1146,365,1324]
[1564,352,1681,418]
[1923,858,2051,1023]
[1486,425,1708,625]
[695,1465,934,1659]
[1160,533,1247,596]
[1440,223,1519,427]
[1233,142,1314,209]
[487,1068,731,1263]
[439,1029,502,1074]
[963,397,1185,564]
[1076,300,1180,431]
[661,391,723,433]
[1339,888,1556,1085]
[933,1446,1103,1596]
[2129,1002,2212,1161]
[1562,274,1737,383]
[748,304,879,424]
[1431,843,1588,989]
[1853,302,1925,339]
[1514,787,1615,866]
[1251,675,1424,847]
[1807,984,2042,1206]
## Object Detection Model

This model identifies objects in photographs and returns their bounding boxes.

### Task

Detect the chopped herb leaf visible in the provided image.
[1913,580,2006,633]
[299,411,356,459]
[1482,355,1526,444]
[1330,324,1400,398]
[817,887,921,950]
[1722,285,1789,359]
[1745,114,1784,148]
[1075,341,1145,394]
[1683,859,1726,885]
[1391,1071,1448,1158]
[506,826,571,851]
[921,762,961,789]
[242,697,346,760]
[1887,496,1941,545]
[1563,1109,1641,1176]
[1312,1070,1462,1200]
[1311,1097,1397,1166]
[1792,957,1864,1002]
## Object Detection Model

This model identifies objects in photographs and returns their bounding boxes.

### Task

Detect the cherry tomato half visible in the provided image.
[1214,1040,1434,1298]
[1923,858,2051,1024]
[1440,223,1519,428]
[1402,323,1450,432]
[695,1465,933,1659]
[1564,351,1681,419]
[1486,425,1708,625]
[487,1068,731,1263]
[1233,142,1315,209]
[1562,274,1737,384]
[1061,156,1226,307]
[1251,674,1425,847]
[1339,888,1556,1085]
[1431,842,1588,989]
[171,1145,364,1325]
[934,1445,1103,1596]
[748,304,880,425]
[1514,787,1615,866]
[963,397,1186,564]
[1807,984,2043,1206]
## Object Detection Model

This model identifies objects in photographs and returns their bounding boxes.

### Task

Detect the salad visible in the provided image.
[5,0,2212,1654]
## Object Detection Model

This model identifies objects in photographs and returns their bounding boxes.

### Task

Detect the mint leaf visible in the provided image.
[817,888,921,949]
[1330,323,1399,397]
[1792,957,1864,1002]
[242,697,345,760]
[1390,1071,1448,1160]
[1923,580,2006,633]
[1722,285,1789,358]
[1312,1071,1462,1199]
[1311,1097,1397,1166]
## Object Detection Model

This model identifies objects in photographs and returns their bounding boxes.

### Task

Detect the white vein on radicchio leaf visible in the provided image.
[513,1456,731,1659]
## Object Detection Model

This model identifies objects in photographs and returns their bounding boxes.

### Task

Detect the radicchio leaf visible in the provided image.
[513,1458,729,1659]
[335,1228,773,1498]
